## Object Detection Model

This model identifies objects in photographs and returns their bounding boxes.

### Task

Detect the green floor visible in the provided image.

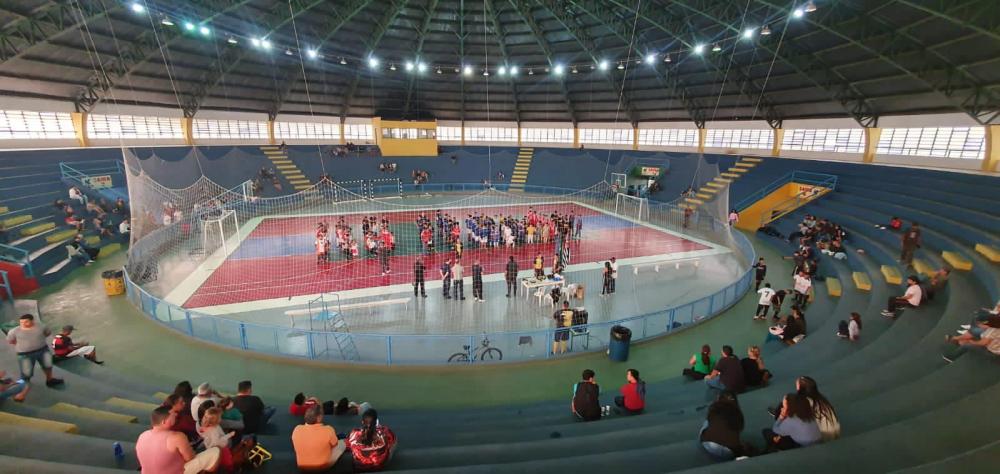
[27,232,784,410]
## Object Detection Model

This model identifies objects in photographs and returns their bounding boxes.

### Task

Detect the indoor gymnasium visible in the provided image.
[0,0,998,472]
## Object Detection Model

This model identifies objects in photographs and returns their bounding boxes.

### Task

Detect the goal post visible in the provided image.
[614,192,649,222]
[200,209,240,257]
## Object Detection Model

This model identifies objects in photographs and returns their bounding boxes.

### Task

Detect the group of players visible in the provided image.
[313,217,397,269]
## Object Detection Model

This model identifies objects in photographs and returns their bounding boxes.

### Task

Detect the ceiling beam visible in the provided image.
[0,0,109,65]
[340,0,407,120]
[895,0,1000,43]
[402,0,441,117]
[507,0,578,125]
[481,0,522,123]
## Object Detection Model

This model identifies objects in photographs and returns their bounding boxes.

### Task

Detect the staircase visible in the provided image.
[680,156,762,210]
[733,169,838,231]
[508,147,534,192]
[259,145,311,192]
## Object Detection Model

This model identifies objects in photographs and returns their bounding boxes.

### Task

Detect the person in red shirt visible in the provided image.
[614,369,646,415]
[289,392,320,417]
[51,325,103,364]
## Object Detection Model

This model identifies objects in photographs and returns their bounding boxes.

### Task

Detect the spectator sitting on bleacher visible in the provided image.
[64,205,84,231]
[741,345,772,387]
[767,307,805,345]
[613,368,645,415]
[683,345,715,380]
[795,376,840,441]
[52,325,103,364]
[838,312,862,341]
[234,380,275,435]
[0,370,29,403]
[292,404,351,472]
[191,382,222,422]
[704,345,746,393]
[346,409,397,472]
[68,186,86,206]
[136,406,220,474]
[699,390,746,460]
[572,369,602,421]
[923,267,951,301]
[113,197,127,214]
[119,218,131,238]
[882,275,922,318]
[290,392,321,416]
[762,393,822,452]
[162,393,198,440]
[945,318,1000,363]
[332,397,372,417]
[198,406,252,473]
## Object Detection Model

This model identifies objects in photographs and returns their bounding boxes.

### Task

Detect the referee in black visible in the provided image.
[413,257,427,297]
[472,259,484,302]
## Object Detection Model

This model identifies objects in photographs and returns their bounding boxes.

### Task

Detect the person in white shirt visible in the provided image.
[118,218,130,237]
[190,382,221,421]
[755,283,776,320]
[609,257,618,293]
[68,186,86,206]
[792,271,812,307]
[882,276,922,318]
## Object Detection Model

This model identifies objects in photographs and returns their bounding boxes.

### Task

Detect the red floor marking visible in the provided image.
[182,204,709,308]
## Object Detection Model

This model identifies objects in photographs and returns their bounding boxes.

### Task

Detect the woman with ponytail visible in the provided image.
[683,345,715,380]
[796,376,840,441]
[347,409,397,471]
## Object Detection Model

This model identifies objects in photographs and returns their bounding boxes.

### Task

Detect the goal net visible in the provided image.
[614,192,649,222]
[199,209,240,258]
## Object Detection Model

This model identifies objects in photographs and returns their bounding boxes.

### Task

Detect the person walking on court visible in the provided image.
[755,284,776,321]
[440,259,452,299]
[505,256,519,297]
[533,254,545,278]
[378,241,391,275]
[601,261,614,296]
[413,258,427,298]
[575,217,583,240]
[900,222,921,266]
[753,258,767,291]
[452,259,466,301]
[610,257,619,293]
[472,259,484,302]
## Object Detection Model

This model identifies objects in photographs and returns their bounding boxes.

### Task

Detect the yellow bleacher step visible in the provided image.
[154,391,170,400]
[826,277,842,297]
[727,167,748,173]
[83,235,101,246]
[880,265,903,285]
[284,173,306,179]
[293,185,312,191]
[98,243,121,258]
[510,179,527,184]
[21,222,55,236]
[975,243,1000,263]
[512,171,528,176]
[260,145,280,150]
[105,397,159,412]
[733,162,755,168]
[942,251,973,271]
[45,229,79,244]
[0,411,78,434]
[290,180,311,186]
[742,157,763,163]
[684,198,704,205]
[713,177,733,184]
[270,159,292,164]
[51,402,138,424]
[705,182,724,189]
[720,172,740,178]
[696,193,713,200]
[912,258,935,278]
[2,214,32,227]
[852,271,872,291]
[520,148,534,151]
[275,162,296,168]
[0,206,8,214]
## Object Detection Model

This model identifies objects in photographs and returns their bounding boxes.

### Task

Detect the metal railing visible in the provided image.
[0,270,11,302]
[733,170,839,211]
[59,160,124,188]
[0,243,33,279]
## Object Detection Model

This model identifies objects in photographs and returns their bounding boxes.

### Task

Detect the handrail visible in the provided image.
[733,170,838,211]
[755,173,838,228]
[0,243,33,279]
[0,270,11,302]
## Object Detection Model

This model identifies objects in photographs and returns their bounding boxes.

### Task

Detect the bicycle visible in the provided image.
[448,334,503,362]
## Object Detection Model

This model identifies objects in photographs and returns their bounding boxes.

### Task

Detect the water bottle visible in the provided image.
[113,442,124,461]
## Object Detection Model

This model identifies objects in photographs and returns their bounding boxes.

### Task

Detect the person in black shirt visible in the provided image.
[572,369,601,421]
[439,260,452,299]
[471,259,484,302]
[233,380,275,434]
[505,256,518,297]
[752,258,767,291]
[704,345,746,393]
[700,390,745,460]
[413,258,426,297]
[771,289,789,320]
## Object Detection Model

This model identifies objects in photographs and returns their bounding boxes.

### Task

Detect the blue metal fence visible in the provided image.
[733,170,839,211]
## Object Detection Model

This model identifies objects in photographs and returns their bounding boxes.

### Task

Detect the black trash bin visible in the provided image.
[608,325,632,362]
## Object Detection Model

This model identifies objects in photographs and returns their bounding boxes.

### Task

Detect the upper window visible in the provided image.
[782,128,864,154]
[343,123,373,140]
[87,114,182,140]
[274,121,340,140]
[579,128,633,145]
[522,127,574,143]
[465,127,517,142]
[877,127,985,160]
[705,129,773,150]
[436,126,462,141]
[0,110,76,139]
[637,129,698,147]
[192,119,268,139]
[381,128,435,139]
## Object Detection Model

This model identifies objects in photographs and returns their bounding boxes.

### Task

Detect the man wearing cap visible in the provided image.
[52,325,103,364]
[5,314,63,388]
[190,382,222,421]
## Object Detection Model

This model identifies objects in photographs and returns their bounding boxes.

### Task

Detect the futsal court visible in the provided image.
[173,201,718,311]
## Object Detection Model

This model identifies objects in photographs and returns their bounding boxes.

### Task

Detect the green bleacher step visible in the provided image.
[826,277,842,297]
[852,271,872,291]
[105,397,158,412]
[974,243,1000,263]
[912,258,935,278]
[21,221,55,236]
[880,265,903,285]
[99,243,121,258]
[942,251,973,271]
[2,214,32,228]
[45,229,79,244]
[50,402,138,424]
[0,411,78,434]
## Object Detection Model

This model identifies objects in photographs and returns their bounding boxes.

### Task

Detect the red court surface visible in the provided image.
[183,203,709,308]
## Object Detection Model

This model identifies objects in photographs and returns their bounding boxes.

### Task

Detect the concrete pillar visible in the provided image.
[863,127,881,163]
[460,121,465,146]
[517,124,522,147]
[267,120,276,145]
[771,128,784,157]
[982,125,1000,173]
[339,120,346,145]
[697,128,707,153]
[180,117,194,146]
[70,112,88,147]
[632,126,639,151]
[573,126,579,149]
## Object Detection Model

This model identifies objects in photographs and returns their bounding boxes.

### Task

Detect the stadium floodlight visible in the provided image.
[617,62,624,70]
[368,57,379,68]
[161,18,174,26]
[251,37,261,47]
[761,24,772,36]
[510,66,518,76]
[184,22,195,31]
[693,44,705,54]
[405,61,414,72]
[804,1,817,13]
[463,65,473,76]
[498,66,507,76]
[743,28,755,39]
[417,62,427,73]
[339,57,346,65]
[199,26,210,36]
[645,53,656,64]
[389,63,396,71]
[553,64,564,75]
[227,37,238,45]
[792,7,805,18]
[307,49,319,59]
[261,39,272,50]
[598,60,609,71]
[130,2,145,14]
[712,43,721,52]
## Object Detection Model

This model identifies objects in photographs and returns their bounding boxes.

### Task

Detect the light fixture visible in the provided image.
[199,26,210,36]
[482,69,489,76]
[417,62,427,73]
[261,39,272,50]
[664,54,671,63]
[571,66,578,74]
[227,36,238,45]
[645,53,656,64]
[389,63,396,71]
[160,17,174,26]
[463,65,473,76]
[339,57,346,65]
[792,7,805,18]
[761,24,772,35]
[454,66,460,73]
[528,68,534,75]
[368,57,380,68]
[436,67,442,74]
[510,66,518,75]
[553,64,564,75]
[498,66,507,76]
[130,2,145,14]
[307,49,319,59]
[742,28,754,39]
[693,44,705,54]
[617,62,625,70]
[636,59,642,65]
[598,60,609,71]
[184,22,195,31]
[251,38,261,47]
[405,61,414,71]
[804,1,817,13]
[712,43,721,52]
[284,49,294,56]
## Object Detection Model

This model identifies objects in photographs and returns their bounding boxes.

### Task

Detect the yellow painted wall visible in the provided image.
[373,117,439,156]
[735,182,829,231]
